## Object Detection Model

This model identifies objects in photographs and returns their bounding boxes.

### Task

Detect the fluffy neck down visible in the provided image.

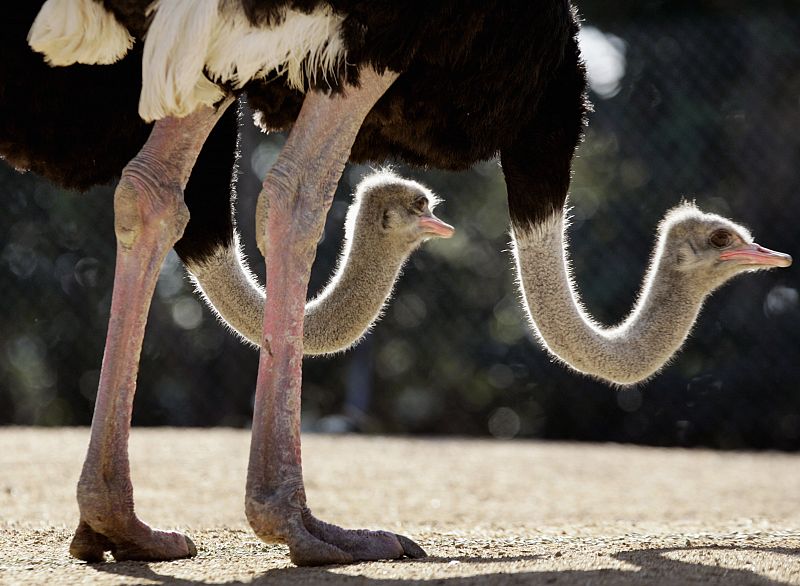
[512,213,706,385]
[188,230,411,357]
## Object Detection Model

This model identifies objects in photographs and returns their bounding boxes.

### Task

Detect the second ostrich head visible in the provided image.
[344,170,454,255]
[299,171,453,355]
[513,202,791,386]
[656,204,791,293]
[189,170,453,355]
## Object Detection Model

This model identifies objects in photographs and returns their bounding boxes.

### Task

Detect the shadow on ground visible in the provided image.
[84,546,800,586]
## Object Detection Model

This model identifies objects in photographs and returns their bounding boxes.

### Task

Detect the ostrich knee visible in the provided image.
[113,168,189,252]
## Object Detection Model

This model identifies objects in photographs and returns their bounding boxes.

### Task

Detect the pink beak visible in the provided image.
[719,243,792,268]
[418,215,455,238]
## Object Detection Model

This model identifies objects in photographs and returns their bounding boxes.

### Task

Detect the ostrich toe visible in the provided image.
[304,512,426,562]
[246,492,424,566]
[69,520,196,562]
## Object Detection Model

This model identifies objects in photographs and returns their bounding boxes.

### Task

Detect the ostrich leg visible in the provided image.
[245,68,424,566]
[70,99,233,562]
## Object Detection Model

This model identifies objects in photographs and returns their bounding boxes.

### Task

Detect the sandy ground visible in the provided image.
[1,428,799,585]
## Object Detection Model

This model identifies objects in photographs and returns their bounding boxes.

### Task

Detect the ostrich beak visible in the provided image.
[419,214,455,238]
[719,243,793,268]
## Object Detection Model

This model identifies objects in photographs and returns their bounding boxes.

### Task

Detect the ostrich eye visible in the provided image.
[411,197,427,213]
[709,229,733,249]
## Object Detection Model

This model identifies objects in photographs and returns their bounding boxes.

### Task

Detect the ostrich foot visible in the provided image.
[69,520,196,562]
[246,493,424,566]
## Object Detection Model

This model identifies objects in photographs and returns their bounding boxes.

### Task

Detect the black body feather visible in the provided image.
[2,0,588,260]
[244,0,589,226]
[0,3,237,265]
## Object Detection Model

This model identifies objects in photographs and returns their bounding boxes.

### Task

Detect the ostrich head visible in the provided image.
[657,204,792,292]
[346,171,455,253]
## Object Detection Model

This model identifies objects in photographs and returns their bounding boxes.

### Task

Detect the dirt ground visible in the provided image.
[1,428,799,585]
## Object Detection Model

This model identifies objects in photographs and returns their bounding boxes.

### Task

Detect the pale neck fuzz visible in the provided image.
[512,212,705,385]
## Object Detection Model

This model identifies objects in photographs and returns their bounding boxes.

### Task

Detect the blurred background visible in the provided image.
[1,0,798,449]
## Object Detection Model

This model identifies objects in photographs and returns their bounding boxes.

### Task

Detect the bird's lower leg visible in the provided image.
[70,102,231,562]
[245,198,424,565]
[245,68,424,566]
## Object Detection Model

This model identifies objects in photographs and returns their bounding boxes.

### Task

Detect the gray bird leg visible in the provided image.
[244,68,425,566]
[70,99,233,562]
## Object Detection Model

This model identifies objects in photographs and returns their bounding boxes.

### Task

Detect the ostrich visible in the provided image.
[192,169,455,354]
[7,0,790,567]
[513,204,791,385]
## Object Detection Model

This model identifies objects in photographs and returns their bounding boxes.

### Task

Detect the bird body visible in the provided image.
[8,0,582,259]
[26,0,586,213]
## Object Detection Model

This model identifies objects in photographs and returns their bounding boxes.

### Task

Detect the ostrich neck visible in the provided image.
[303,235,409,355]
[188,233,409,356]
[512,213,705,385]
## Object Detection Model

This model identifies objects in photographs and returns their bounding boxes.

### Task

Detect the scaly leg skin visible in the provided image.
[70,99,233,563]
[244,68,426,567]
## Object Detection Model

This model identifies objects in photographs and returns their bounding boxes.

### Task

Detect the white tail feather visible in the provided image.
[206,6,345,91]
[140,0,225,121]
[140,0,345,121]
[28,0,134,66]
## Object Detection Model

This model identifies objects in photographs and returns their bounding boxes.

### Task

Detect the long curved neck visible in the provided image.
[303,234,408,355]
[187,230,409,356]
[512,213,706,385]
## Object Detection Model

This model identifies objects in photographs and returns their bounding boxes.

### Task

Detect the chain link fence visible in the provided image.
[2,3,799,449]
